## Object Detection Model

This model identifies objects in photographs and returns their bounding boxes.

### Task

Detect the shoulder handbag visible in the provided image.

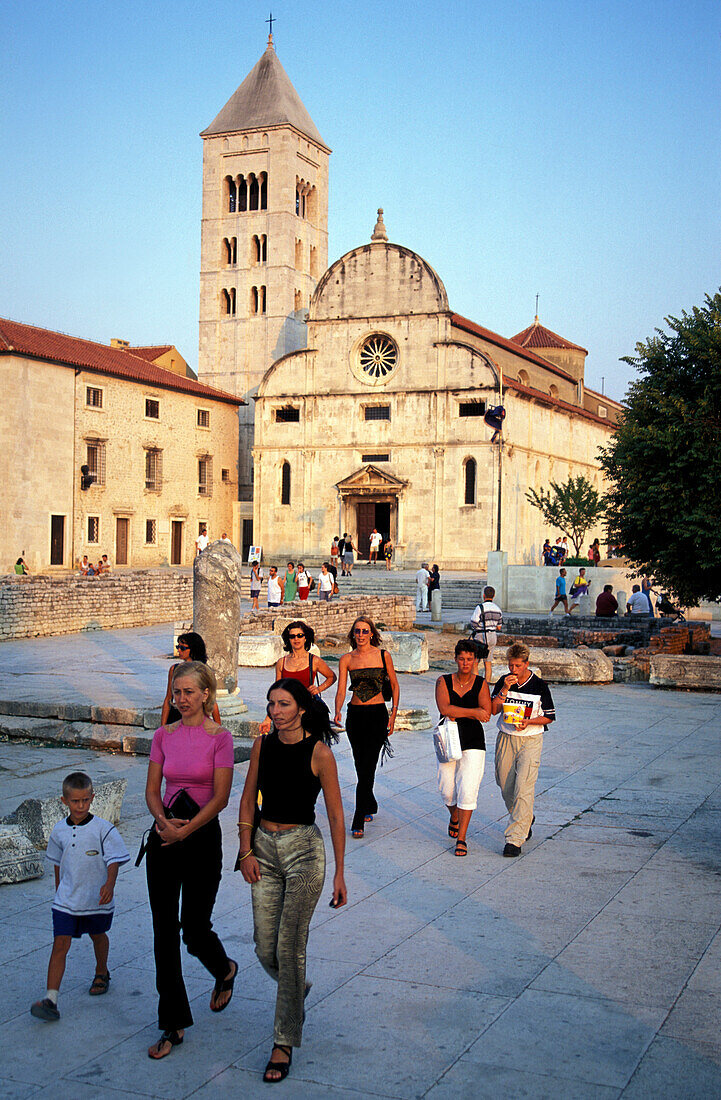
[135,787,200,866]
[433,716,462,762]
[380,649,393,701]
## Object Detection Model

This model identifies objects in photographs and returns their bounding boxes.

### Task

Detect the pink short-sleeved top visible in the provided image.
[150,723,234,809]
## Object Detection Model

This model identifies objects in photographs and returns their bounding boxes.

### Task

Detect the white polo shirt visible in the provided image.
[46,814,130,916]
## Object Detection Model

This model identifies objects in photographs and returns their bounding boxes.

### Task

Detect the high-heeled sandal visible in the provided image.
[263,1043,292,1083]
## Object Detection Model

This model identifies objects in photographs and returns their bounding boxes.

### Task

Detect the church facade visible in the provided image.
[199,40,621,569]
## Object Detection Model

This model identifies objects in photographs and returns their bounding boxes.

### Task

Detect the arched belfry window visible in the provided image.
[226,176,237,213]
[237,175,247,212]
[260,172,268,210]
[249,173,259,211]
[464,458,477,505]
[281,462,291,505]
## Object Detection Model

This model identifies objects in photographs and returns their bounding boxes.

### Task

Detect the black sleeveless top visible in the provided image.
[442,674,486,751]
[257,730,321,824]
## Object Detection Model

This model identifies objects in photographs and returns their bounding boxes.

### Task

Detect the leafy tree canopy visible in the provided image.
[599,291,721,607]
[525,475,606,556]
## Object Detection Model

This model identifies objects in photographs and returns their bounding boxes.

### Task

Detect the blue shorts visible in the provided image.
[52,908,113,939]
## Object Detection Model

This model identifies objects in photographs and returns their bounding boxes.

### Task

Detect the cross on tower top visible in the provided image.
[266,12,275,46]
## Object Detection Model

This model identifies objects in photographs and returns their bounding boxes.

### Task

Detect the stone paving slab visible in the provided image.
[0,623,720,1096]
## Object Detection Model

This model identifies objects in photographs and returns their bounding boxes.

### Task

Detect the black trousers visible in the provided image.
[346,703,389,831]
[146,817,230,1030]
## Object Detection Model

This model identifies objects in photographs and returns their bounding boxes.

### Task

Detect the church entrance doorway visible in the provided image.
[356,501,391,560]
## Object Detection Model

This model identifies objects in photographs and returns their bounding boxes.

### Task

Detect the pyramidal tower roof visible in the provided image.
[512,316,587,355]
[201,37,329,149]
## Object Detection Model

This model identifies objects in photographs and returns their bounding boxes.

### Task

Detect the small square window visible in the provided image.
[145,398,160,419]
[459,401,486,417]
[87,516,100,544]
[197,409,210,428]
[364,405,390,421]
[86,386,103,409]
[598,405,607,418]
[145,519,157,544]
[222,468,231,482]
[275,405,300,423]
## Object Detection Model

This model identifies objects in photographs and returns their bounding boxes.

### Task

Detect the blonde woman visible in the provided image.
[145,662,236,1060]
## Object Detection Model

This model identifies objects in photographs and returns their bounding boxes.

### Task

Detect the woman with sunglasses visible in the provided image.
[258,621,336,734]
[161,633,221,727]
[334,616,399,838]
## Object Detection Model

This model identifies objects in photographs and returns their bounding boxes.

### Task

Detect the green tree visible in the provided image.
[525,475,606,557]
[599,291,721,607]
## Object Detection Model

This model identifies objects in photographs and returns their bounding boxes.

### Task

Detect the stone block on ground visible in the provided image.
[493,646,613,683]
[394,707,432,731]
[90,706,144,726]
[238,633,284,666]
[650,654,721,690]
[143,708,163,729]
[381,632,429,673]
[2,779,127,848]
[122,732,154,755]
[0,825,44,883]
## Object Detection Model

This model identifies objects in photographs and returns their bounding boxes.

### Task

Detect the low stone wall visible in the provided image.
[238,595,415,638]
[0,571,193,641]
[503,615,654,649]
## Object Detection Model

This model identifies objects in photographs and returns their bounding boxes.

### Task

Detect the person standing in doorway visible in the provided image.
[369,528,382,564]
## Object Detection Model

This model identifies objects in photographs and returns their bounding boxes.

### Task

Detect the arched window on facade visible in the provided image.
[251,234,267,264]
[221,289,230,315]
[295,238,303,270]
[259,285,266,314]
[222,237,237,266]
[294,289,302,311]
[518,369,530,386]
[260,171,268,210]
[310,245,318,277]
[295,181,307,218]
[306,186,317,220]
[251,286,258,314]
[464,458,477,506]
[281,461,291,505]
[236,175,247,212]
[226,176,237,213]
[260,234,267,262]
[249,173,259,211]
[549,384,559,398]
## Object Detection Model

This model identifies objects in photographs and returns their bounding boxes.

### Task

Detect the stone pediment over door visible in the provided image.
[335,464,408,497]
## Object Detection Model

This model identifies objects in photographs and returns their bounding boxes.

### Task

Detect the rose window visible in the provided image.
[358,334,398,379]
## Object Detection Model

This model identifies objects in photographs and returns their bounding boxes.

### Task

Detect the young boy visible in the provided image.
[491,643,555,857]
[30,772,129,1021]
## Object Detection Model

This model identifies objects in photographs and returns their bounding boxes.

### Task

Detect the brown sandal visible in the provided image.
[454,839,468,857]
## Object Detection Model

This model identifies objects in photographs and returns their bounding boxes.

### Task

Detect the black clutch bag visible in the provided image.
[135,788,200,866]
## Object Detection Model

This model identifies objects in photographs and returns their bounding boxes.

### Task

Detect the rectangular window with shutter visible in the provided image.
[145,519,157,544]
[86,441,106,486]
[199,456,213,497]
[87,516,100,544]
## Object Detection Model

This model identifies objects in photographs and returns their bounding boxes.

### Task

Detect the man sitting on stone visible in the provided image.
[595,584,618,617]
[627,585,650,614]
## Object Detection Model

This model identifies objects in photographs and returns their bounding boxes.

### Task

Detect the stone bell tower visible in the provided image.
[198,34,330,499]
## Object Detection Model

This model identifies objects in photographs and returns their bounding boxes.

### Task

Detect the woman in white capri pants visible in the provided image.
[435,639,491,856]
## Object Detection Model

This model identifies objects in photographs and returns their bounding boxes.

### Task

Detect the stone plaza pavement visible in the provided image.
[0,624,720,1098]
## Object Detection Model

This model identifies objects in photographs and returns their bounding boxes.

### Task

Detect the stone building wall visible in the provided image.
[236,594,415,636]
[0,572,193,641]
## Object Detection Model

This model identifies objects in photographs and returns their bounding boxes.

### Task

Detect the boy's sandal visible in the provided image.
[89,972,111,995]
[448,819,460,839]
[148,1030,184,1059]
[263,1044,293,1083]
[454,839,468,857]
[210,958,238,1013]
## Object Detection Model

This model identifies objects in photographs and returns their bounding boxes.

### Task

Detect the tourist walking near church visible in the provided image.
[334,616,399,838]
[383,535,394,569]
[550,568,570,614]
[283,562,298,603]
[435,639,491,857]
[491,643,555,857]
[259,621,337,734]
[237,678,347,1083]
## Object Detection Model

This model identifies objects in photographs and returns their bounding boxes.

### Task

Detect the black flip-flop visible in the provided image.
[210,959,238,1013]
[148,1030,183,1059]
[454,839,468,857]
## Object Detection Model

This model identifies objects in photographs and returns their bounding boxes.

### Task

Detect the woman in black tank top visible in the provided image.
[435,639,491,857]
[237,678,347,1083]
[334,616,400,837]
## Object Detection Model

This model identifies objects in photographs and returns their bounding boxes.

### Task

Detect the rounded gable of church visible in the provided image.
[312,242,449,321]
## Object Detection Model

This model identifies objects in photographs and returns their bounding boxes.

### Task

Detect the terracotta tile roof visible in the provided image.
[0,317,243,406]
[511,318,588,354]
[450,313,576,382]
[124,345,173,361]
[506,377,613,427]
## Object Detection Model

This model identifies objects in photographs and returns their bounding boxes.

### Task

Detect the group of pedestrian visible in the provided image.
[30,612,556,1083]
[415,562,440,611]
[542,537,568,566]
[77,554,111,577]
[248,560,340,611]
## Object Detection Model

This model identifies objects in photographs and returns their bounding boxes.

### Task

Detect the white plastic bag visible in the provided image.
[433,717,462,762]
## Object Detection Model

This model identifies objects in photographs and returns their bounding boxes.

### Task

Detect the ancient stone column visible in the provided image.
[193,540,243,698]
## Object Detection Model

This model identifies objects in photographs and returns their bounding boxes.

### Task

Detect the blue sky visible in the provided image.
[2,0,719,401]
